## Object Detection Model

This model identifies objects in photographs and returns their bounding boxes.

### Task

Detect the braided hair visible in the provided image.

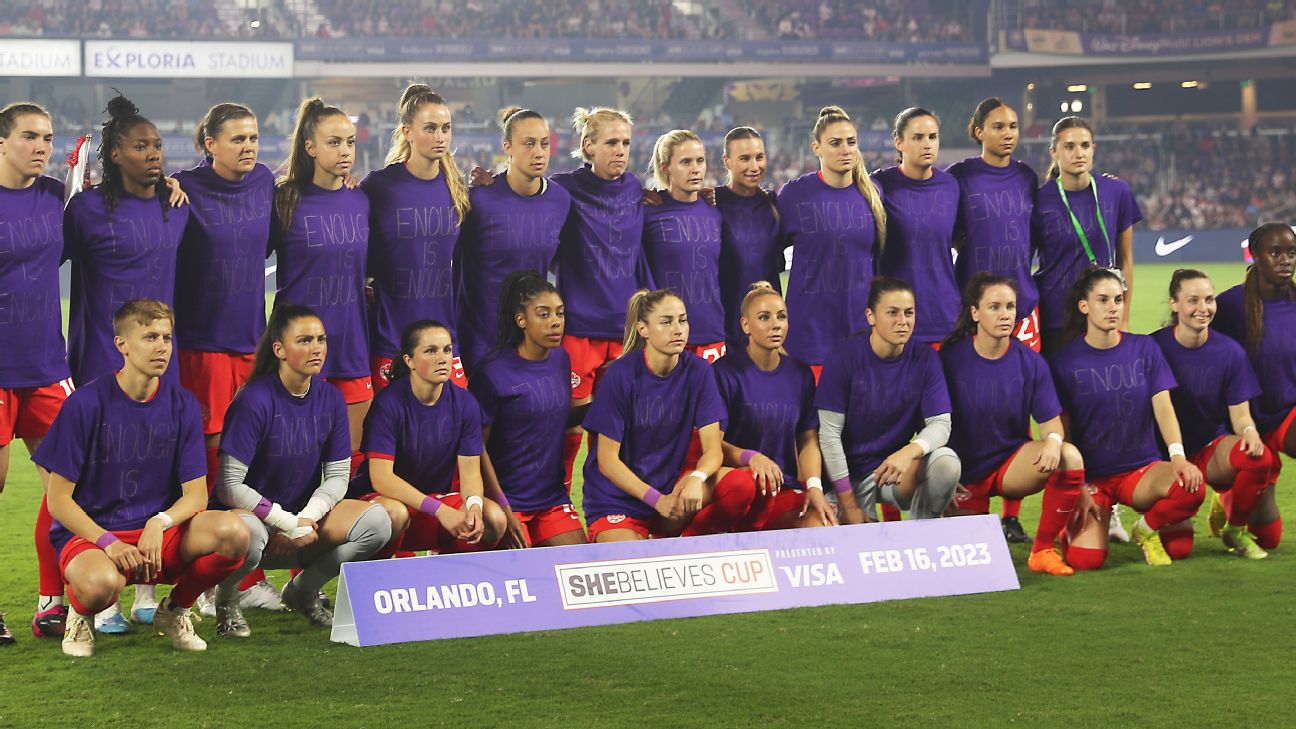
[98,92,168,217]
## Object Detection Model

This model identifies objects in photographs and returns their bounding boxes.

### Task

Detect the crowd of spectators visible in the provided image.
[1008,0,1295,34]
[0,0,230,39]
[310,0,677,40]
[747,0,976,41]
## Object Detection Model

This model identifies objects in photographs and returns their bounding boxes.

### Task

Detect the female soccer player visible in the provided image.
[581,289,755,541]
[1213,222,1296,551]
[457,107,570,374]
[1033,117,1141,354]
[363,83,467,390]
[715,127,782,347]
[552,107,651,489]
[642,129,726,361]
[816,277,960,523]
[213,304,391,635]
[874,108,961,346]
[356,321,507,556]
[713,283,832,530]
[271,97,370,466]
[776,106,886,376]
[36,299,250,657]
[1049,268,1204,568]
[469,271,585,547]
[1151,269,1275,559]
[940,274,1085,575]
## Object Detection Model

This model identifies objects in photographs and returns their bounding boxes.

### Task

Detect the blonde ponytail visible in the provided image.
[387,82,470,224]
[621,288,681,356]
[812,106,886,248]
[647,129,702,191]
[571,106,633,161]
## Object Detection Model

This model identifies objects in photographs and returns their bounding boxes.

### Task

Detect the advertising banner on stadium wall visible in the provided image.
[330,516,1019,647]
[296,39,987,65]
[1134,228,1254,264]
[1005,24,1295,56]
[84,41,293,78]
[0,39,80,76]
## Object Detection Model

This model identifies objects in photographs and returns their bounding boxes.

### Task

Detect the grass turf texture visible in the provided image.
[1,262,1294,728]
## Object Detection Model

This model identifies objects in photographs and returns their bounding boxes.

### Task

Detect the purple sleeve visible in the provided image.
[1145,340,1178,395]
[691,363,726,429]
[919,350,952,417]
[31,392,93,483]
[813,350,850,413]
[1225,343,1263,406]
[582,367,629,441]
[455,391,485,458]
[324,387,354,463]
[218,388,269,465]
[1027,351,1064,424]
[61,200,84,265]
[467,369,499,428]
[176,391,208,484]
[797,366,820,432]
[1116,178,1143,232]
[359,390,400,457]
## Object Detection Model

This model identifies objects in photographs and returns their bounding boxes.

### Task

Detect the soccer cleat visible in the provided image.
[282,579,333,628]
[1222,525,1269,560]
[1131,520,1173,566]
[1108,505,1131,543]
[216,602,251,638]
[31,603,68,638]
[0,613,15,645]
[130,584,158,624]
[1207,492,1227,539]
[95,603,131,634]
[195,589,217,619]
[62,610,95,657]
[1027,548,1075,576]
[154,602,207,652]
[239,580,284,611]
[1001,515,1031,543]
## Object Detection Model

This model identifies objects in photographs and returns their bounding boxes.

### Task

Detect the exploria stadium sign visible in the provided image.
[84,41,293,78]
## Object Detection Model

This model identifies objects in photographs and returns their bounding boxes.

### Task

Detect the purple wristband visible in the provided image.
[95,532,120,550]
[641,487,663,508]
[419,495,444,515]
[740,449,757,466]
[493,491,512,512]
[252,498,273,520]
[832,477,853,495]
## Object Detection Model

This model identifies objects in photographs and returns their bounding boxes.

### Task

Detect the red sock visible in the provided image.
[1001,498,1022,519]
[1143,482,1206,530]
[880,503,902,522]
[170,553,245,608]
[1065,544,1107,571]
[35,496,63,596]
[65,587,94,617]
[1033,469,1083,553]
[1225,442,1278,527]
[736,484,776,532]
[682,470,756,536]
[1251,518,1282,550]
[238,569,267,591]
[563,432,583,495]
[204,446,220,495]
[350,451,366,480]
[1160,527,1195,560]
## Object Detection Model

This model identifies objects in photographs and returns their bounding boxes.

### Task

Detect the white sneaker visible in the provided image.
[195,589,217,618]
[1108,504,1131,543]
[62,610,95,657]
[130,584,159,624]
[154,601,207,652]
[239,580,284,611]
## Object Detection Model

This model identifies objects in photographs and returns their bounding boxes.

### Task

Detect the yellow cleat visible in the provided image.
[1222,525,1269,560]
[1131,520,1173,566]
[1207,491,1227,539]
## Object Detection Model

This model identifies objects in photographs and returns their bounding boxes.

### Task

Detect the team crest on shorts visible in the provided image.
[570,371,581,390]
[606,514,626,524]
[379,361,394,382]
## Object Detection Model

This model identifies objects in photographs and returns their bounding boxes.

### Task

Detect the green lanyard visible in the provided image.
[1056,175,1112,266]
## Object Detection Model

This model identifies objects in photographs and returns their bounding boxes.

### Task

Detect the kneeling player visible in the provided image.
[213,305,392,636]
[940,275,1084,575]
[713,283,833,530]
[36,300,249,657]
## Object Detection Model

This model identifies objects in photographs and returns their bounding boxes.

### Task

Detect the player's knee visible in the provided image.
[1162,529,1194,560]
[349,504,393,556]
[483,502,508,542]
[73,569,126,611]
[206,511,251,556]
[382,501,410,536]
[925,448,962,517]
[1065,545,1107,571]
[1059,442,1084,471]
[1252,518,1282,550]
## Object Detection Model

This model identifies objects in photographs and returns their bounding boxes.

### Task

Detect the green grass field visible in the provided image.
[2,262,1293,728]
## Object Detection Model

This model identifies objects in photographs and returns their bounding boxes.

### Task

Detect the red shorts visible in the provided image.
[1088,462,1159,511]
[1264,405,1296,455]
[587,513,657,541]
[1190,434,1230,478]
[691,342,726,364]
[953,445,1024,514]
[564,336,623,400]
[1013,308,1042,353]
[326,376,375,405]
[751,488,808,531]
[178,349,255,435]
[59,524,189,585]
[363,492,476,553]
[370,356,467,393]
[515,503,585,545]
[809,364,823,384]
[0,378,72,445]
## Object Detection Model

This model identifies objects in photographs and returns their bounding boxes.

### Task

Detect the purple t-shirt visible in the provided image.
[814,336,950,478]
[581,351,727,523]
[1212,284,1296,435]
[946,156,1040,319]
[873,166,961,344]
[172,161,273,354]
[218,374,351,513]
[1033,175,1142,331]
[354,377,484,496]
[940,336,1062,483]
[552,165,651,339]
[65,187,190,385]
[1151,326,1261,455]
[776,172,880,365]
[0,175,70,387]
[469,348,572,512]
[642,196,725,345]
[715,186,783,345]
[1048,333,1177,478]
[457,175,570,371]
[713,348,818,487]
[33,373,205,551]
[270,183,369,379]
[361,163,461,360]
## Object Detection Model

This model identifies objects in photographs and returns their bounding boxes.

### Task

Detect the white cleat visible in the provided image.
[62,610,95,657]
[239,580,284,611]
[154,602,207,652]
[1108,504,1131,543]
[130,584,159,624]
[195,589,218,618]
